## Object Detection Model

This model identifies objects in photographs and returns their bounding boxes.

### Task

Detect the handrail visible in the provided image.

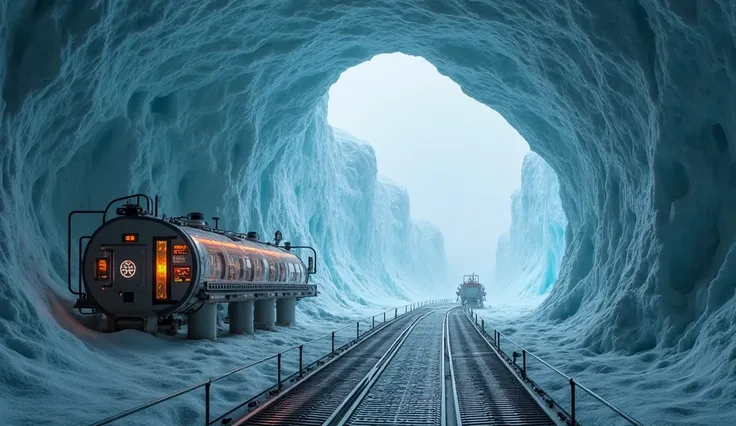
[89,299,452,425]
[209,354,278,384]
[466,308,645,426]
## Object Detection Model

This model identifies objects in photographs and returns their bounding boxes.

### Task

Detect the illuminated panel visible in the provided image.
[173,266,191,283]
[155,240,168,300]
[173,244,189,255]
[122,233,138,243]
[95,258,109,280]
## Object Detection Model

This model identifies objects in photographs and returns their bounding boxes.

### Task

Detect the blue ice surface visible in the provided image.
[495,152,567,299]
[1,0,735,424]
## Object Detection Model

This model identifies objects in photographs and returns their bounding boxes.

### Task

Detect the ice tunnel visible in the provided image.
[495,152,567,300]
[2,1,736,422]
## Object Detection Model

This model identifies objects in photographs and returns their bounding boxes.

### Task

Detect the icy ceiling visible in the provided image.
[3,0,736,355]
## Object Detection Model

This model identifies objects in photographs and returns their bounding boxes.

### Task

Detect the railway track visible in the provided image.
[235,307,435,426]
[446,308,558,426]
[236,305,563,426]
[336,308,449,426]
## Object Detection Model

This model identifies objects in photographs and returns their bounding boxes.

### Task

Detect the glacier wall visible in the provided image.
[495,152,566,299]
[2,0,736,423]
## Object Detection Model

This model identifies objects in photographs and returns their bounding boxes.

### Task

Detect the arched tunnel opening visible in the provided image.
[327,52,565,305]
[0,1,733,424]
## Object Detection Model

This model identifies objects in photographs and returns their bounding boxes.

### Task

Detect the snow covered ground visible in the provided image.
[43,298,429,425]
[475,303,731,426]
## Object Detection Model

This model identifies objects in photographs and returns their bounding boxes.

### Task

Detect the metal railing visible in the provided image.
[466,308,645,426]
[89,299,453,426]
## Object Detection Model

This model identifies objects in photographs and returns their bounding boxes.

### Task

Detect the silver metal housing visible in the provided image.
[82,215,317,326]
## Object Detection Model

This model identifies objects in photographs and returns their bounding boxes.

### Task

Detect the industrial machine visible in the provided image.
[456,273,486,308]
[67,193,318,339]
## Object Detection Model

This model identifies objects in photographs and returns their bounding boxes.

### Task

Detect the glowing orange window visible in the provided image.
[95,258,109,280]
[155,240,168,300]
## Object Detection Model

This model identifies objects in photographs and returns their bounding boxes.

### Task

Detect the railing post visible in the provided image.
[481,318,484,331]
[356,321,360,339]
[522,350,527,379]
[205,380,211,426]
[299,345,303,378]
[395,308,397,319]
[383,312,386,323]
[277,353,282,391]
[372,316,375,329]
[570,378,576,425]
[331,331,335,354]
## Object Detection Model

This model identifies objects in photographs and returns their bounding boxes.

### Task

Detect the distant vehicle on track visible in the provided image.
[67,193,318,339]
[456,273,486,308]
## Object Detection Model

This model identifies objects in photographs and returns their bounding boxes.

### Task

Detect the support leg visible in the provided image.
[188,304,218,340]
[230,300,254,334]
[276,297,296,326]
[254,299,276,330]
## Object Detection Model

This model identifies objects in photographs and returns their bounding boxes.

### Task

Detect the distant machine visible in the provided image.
[456,273,486,308]
[68,193,318,339]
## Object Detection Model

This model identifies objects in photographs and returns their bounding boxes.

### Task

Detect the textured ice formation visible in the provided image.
[2,0,736,424]
[495,152,566,299]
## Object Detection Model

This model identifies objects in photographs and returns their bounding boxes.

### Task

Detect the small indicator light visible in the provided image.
[122,234,138,243]
[95,258,109,280]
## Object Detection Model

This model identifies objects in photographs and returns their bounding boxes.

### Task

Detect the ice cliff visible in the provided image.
[495,152,566,299]
[2,0,736,423]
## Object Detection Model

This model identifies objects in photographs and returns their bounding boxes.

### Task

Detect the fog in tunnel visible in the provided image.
[327,53,530,293]
[2,0,736,424]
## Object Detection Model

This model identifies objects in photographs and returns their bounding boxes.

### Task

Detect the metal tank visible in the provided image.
[68,193,318,339]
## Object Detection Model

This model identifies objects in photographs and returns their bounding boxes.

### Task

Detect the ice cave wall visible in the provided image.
[495,152,566,299]
[2,0,736,358]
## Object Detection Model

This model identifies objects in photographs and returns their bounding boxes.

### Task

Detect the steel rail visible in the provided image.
[445,310,463,426]
[233,306,436,425]
[450,308,561,426]
[88,300,451,426]
[323,309,435,426]
[467,308,645,426]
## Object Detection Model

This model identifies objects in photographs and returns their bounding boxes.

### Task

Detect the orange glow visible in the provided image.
[173,244,188,255]
[123,234,138,242]
[155,240,168,300]
[189,235,297,260]
[185,230,304,282]
[174,266,191,283]
[95,258,109,280]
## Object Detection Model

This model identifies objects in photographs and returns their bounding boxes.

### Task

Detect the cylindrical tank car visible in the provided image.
[68,194,318,340]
